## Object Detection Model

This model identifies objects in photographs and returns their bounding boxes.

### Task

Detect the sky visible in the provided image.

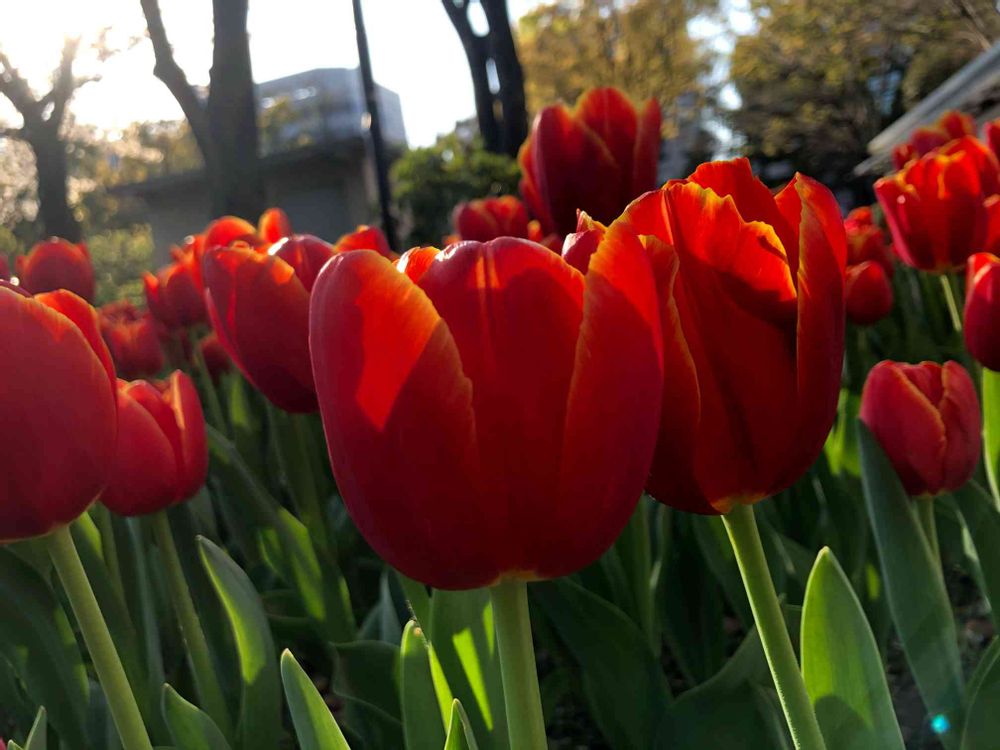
[0,0,546,147]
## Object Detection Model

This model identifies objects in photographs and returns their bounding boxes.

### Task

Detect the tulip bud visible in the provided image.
[860,361,981,496]
[101,371,208,516]
[198,332,232,383]
[964,252,1000,371]
[258,207,292,243]
[846,261,893,326]
[144,252,207,329]
[16,238,94,301]
[452,196,531,241]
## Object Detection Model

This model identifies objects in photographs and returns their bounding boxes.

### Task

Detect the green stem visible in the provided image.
[940,274,962,333]
[192,340,227,434]
[150,511,232,740]
[46,525,153,750]
[722,504,827,750]
[93,505,126,603]
[917,498,941,566]
[490,580,547,750]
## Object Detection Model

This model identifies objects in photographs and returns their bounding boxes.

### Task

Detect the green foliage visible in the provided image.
[88,226,155,306]
[391,133,520,246]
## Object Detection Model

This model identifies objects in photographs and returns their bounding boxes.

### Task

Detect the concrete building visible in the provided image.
[114,68,405,262]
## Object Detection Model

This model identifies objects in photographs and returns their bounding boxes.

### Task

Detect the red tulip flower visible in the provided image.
[519,87,661,236]
[844,206,894,277]
[0,284,117,541]
[610,158,846,514]
[16,238,95,301]
[198,332,232,383]
[100,303,165,380]
[964,252,1000,371]
[258,207,292,243]
[452,196,531,241]
[846,260,894,326]
[101,371,208,516]
[860,361,981,496]
[145,250,207,329]
[309,230,663,590]
[204,215,260,250]
[876,138,999,272]
[892,110,976,169]
[333,225,395,258]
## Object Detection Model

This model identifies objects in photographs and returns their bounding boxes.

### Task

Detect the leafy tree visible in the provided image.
[517,0,718,135]
[729,0,1000,189]
[391,132,520,246]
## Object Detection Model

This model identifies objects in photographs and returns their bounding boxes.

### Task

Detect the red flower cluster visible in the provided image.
[891,110,975,170]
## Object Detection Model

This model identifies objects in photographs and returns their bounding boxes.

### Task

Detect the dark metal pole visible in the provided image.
[351,0,399,251]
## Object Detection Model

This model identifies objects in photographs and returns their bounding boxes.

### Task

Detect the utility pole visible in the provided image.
[351,0,399,251]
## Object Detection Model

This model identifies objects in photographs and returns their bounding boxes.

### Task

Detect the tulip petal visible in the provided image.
[34,290,116,392]
[939,361,982,491]
[310,250,495,589]
[163,371,208,500]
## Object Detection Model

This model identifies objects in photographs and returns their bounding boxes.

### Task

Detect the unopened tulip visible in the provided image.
[519,87,661,235]
[844,206,894,276]
[452,196,531,241]
[964,252,1000,371]
[0,284,117,541]
[145,252,207,329]
[860,361,981,496]
[258,207,292,243]
[16,238,95,301]
[198,332,232,383]
[846,261,894,326]
[204,215,259,250]
[101,371,207,516]
[100,302,165,380]
[333,225,395,258]
[309,231,663,589]
[613,158,846,514]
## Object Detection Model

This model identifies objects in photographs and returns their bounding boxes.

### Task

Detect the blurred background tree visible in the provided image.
[729,0,1000,193]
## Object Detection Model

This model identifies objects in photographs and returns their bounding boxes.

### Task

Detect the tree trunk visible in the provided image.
[482,0,527,156]
[29,130,81,242]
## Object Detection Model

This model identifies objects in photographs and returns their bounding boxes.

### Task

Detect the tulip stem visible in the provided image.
[192,342,227,433]
[46,524,154,750]
[490,579,547,750]
[151,511,232,740]
[939,274,962,333]
[722,504,827,750]
[93,505,126,603]
[917,498,941,566]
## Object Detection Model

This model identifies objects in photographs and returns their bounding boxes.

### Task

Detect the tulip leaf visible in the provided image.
[691,514,752,627]
[443,699,479,750]
[329,640,403,748]
[952,481,1000,618]
[983,368,1000,503]
[532,577,670,750]
[801,547,904,750]
[401,620,449,750]
[280,649,351,750]
[0,547,90,749]
[198,537,281,750]
[424,588,507,750]
[21,706,46,750]
[960,636,1000,750]
[162,684,232,750]
[858,424,964,744]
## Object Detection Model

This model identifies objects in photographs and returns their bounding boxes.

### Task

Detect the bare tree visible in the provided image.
[139,0,264,220]
[442,0,528,156]
[0,38,91,241]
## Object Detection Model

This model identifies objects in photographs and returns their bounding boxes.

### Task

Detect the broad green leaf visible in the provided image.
[612,499,656,646]
[162,685,231,750]
[280,650,351,750]
[426,589,507,750]
[532,577,670,750]
[199,537,280,750]
[983,368,999,503]
[22,706,46,750]
[330,640,403,748]
[396,573,431,629]
[961,636,1000,750]
[801,548,904,750]
[0,547,90,749]
[443,700,479,750]
[953,482,1000,617]
[858,424,964,744]
[401,621,448,750]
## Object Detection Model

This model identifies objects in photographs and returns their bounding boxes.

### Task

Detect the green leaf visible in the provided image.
[199,537,280,750]
[953,482,1000,618]
[858,424,964,742]
[401,620,448,750]
[22,706,47,750]
[801,548,904,750]
[280,649,351,750]
[961,636,1000,750]
[330,640,403,748]
[532,577,670,750]
[982,368,1000,503]
[162,685,232,750]
[0,547,90,749]
[691,514,752,627]
[425,589,507,750]
[443,700,479,750]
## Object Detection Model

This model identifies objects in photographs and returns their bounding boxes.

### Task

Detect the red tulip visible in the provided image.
[198,331,232,383]
[893,110,976,169]
[100,303,165,380]
[101,371,208,516]
[519,87,661,236]
[892,143,917,171]
[203,240,329,412]
[986,119,1000,161]
[333,225,395,259]
[844,206,894,276]
[846,261,894,326]
[259,207,292,243]
[875,139,998,272]
[144,252,207,329]
[0,284,117,541]
[964,252,1000,371]
[0,254,9,282]
[309,231,663,589]
[452,196,531,241]
[204,215,259,250]
[612,158,846,514]
[860,361,981,496]
[269,234,337,292]
[16,238,95,301]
